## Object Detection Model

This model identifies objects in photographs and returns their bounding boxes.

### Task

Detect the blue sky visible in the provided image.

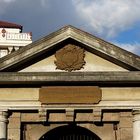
[0,0,140,55]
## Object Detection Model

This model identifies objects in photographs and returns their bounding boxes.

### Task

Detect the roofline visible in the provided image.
[0,72,139,86]
[0,25,140,71]
[0,20,23,31]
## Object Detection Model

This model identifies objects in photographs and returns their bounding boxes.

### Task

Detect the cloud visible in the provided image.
[2,0,82,40]
[114,42,140,55]
[1,0,140,57]
[72,0,140,38]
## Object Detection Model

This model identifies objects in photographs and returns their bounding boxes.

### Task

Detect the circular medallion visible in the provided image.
[54,44,85,72]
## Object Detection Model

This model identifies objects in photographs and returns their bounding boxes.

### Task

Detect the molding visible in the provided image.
[0,72,139,86]
[132,110,140,115]
[132,110,140,122]
[1,101,140,111]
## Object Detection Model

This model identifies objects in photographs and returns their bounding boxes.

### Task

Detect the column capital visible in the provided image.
[0,111,8,123]
[0,111,8,116]
[132,110,140,115]
[132,110,140,122]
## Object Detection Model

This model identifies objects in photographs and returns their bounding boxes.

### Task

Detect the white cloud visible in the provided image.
[72,0,140,38]
[114,42,140,55]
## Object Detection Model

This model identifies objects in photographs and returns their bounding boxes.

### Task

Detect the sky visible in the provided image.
[0,0,140,55]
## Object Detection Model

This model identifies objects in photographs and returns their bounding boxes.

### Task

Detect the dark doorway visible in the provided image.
[39,125,101,140]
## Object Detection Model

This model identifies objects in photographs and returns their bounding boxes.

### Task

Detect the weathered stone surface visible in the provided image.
[103,112,120,122]
[8,113,21,140]
[8,129,21,140]
[20,51,128,72]
[54,44,85,72]
[102,88,140,101]
[0,25,139,140]
[119,111,133,140]
[0,88,39,101]
[0,72,139,85]
[120,128,132,140]
[39,86,101,104]
[21,113,40,122]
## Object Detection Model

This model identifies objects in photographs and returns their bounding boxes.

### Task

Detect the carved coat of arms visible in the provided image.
[54,44,85,72]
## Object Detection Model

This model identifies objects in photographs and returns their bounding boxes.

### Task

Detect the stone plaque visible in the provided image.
[54,44,85,72]
[39,86,102,104]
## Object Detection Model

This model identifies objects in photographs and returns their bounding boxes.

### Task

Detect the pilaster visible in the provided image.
[8,112,21,140]
[0,111,8,140]
[133,110,140,140]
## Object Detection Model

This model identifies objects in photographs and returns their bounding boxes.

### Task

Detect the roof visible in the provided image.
[0,25,140,71]
[0,20,22,30]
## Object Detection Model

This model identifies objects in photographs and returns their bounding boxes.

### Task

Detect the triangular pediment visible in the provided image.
[0,25,140,72]
[20,47,128,72]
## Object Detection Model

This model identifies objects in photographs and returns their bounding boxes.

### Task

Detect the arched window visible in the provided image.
[39,125,101,140]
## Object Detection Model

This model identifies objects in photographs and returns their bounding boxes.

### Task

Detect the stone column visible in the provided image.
[133,110,140,140]
[0,111,8,139]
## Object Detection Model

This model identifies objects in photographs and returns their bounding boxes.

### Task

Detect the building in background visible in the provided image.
[0,25,139,140]
[0,21,32,58]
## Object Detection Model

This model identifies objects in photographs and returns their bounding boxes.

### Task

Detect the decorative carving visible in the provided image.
[2,28,6,37]
[54,44,85,72]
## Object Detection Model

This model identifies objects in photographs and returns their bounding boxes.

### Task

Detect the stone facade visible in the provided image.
[0,26,139,140]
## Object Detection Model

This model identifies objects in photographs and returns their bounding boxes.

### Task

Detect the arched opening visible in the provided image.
[39,125,101,140]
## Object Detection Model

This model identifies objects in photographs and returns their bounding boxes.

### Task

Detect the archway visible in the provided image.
[39,125,101,140]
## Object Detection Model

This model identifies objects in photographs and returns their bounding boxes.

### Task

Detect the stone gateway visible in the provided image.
[0,26,139,140]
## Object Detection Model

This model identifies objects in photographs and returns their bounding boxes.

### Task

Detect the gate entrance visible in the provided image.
[39,125,101,140]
